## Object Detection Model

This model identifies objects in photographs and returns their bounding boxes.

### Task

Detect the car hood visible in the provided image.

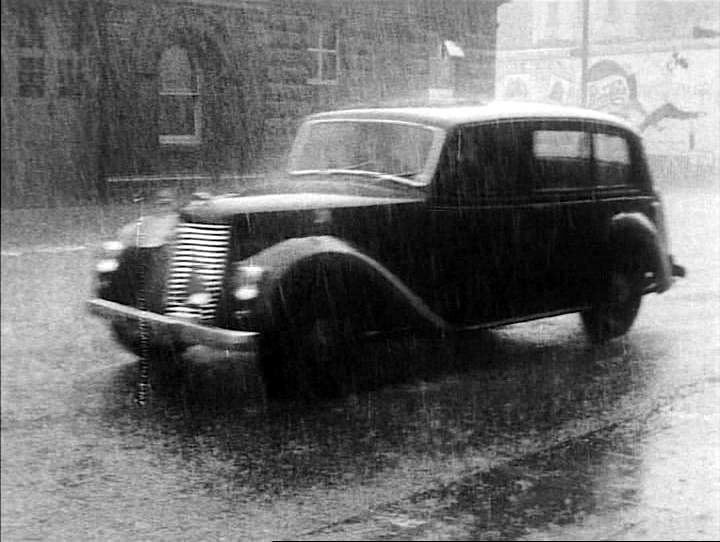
[180,188,423,223]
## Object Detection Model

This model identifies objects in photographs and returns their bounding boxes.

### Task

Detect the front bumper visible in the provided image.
[86,298,258,358]
[670,256,686,278]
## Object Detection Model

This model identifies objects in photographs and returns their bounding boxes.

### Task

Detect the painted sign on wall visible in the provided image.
[496,44,720,161]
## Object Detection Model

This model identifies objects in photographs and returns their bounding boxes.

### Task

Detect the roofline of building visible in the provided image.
[153,0,506,8]
[497,36,719,57]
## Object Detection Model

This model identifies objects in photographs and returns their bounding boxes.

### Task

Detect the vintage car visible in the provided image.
[87,102,685,398]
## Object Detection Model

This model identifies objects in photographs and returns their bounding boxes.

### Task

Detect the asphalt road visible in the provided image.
[1,188,719,541]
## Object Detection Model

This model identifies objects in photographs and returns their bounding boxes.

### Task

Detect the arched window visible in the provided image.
[158,45,201,144]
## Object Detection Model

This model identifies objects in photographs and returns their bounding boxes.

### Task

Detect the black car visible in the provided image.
[88,102,685,398]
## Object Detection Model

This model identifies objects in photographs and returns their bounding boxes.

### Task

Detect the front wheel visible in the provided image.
[261,283,362,400]
[581,267,644,343]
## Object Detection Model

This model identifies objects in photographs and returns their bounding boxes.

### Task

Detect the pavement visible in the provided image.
[1,203,161,255]
[2,189,719,540]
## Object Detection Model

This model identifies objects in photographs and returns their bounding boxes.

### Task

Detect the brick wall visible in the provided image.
[1,0,502,207]
[1,0,102,207]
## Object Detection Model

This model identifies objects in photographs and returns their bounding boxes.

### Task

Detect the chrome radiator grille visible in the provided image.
[164,222,231,321]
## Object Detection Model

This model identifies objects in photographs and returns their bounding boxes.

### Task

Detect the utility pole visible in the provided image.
[580,0,590,107]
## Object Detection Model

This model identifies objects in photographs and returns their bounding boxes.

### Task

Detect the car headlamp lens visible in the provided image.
[102,240,124,255]
[234,264,265,301]
[96,259,120,273]
[96,240,124,274]
[234,286,260,301]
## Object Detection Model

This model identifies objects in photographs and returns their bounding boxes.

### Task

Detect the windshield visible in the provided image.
[288,120,441,185]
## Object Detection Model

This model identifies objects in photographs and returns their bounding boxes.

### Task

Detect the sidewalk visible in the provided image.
[1,203,161,252]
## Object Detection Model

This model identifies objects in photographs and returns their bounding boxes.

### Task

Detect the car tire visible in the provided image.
[261,279,361,400]
[581,265,644,343]
[132,347,184,391]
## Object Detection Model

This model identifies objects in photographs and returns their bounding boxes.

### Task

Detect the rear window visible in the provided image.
[532,130,591,190]
[593,132,631,186]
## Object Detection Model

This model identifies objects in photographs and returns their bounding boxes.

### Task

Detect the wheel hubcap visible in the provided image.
[309,318,335,363]
[610,273,632,306]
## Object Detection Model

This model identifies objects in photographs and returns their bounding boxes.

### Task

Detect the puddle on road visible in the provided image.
[5,277,704,541]
[305,379,720,541]
[302,421,644,540]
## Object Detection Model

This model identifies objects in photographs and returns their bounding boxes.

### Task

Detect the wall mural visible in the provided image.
[496,47,719,158]
[586,57,705,143]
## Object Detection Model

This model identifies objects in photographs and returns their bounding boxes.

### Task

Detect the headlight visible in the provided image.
[96,240,124,274]
[96,258,120,273]
[233,264,265,301]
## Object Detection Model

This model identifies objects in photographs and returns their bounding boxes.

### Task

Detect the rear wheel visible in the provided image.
[582,265,644,343]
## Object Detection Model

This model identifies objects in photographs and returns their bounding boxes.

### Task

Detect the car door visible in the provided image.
[427,121,535,324]
[523,121,601,310]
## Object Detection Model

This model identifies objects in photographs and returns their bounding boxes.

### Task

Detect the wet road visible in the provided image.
[2,188,719,540]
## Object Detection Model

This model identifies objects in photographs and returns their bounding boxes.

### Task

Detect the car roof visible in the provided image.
[306,101,639,134]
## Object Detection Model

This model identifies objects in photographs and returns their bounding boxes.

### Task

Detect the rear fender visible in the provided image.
[609,212,672,293]
[244,236,447,332]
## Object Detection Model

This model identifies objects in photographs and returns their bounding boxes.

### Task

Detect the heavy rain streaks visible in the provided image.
[2,0,720,541]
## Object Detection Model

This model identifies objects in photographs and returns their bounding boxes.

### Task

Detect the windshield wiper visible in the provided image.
[291,168,382,177]
[392,171,420,178]
[289,169,425,187]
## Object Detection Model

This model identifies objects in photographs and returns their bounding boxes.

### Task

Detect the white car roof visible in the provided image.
[307,101,639,135]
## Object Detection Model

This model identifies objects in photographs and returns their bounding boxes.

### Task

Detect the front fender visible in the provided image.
[117,213,178,248]
[244,236,447,331]
[609,212,672,293]
[96,214,177,311]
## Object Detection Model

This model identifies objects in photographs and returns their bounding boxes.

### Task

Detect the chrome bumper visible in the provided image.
[670,256,686,278]
[86,298,258,355]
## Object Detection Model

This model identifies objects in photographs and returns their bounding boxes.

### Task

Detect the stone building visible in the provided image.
[1,0,503,207]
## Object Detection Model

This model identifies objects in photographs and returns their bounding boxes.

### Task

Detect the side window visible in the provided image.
[532,129,591,190]
[450,123,523,202]
[593,132,631,186]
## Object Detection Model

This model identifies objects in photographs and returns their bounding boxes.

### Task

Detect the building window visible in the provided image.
[58,58,81,97]
[158,45,201,145]
[308,24,339,85]
[18,57,45,98]
[545,1,559,38]
[604,0,619,22]
[533,129,592,190]
[16,3,45,49]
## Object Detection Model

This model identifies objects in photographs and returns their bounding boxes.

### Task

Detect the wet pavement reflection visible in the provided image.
[2,190,719,540]
[95,323,655,498]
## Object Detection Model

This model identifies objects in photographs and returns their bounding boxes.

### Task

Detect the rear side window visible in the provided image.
[532,129,591,190]
[593,132,631,186]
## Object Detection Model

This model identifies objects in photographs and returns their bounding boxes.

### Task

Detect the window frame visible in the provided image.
[158,45,202,146]
[592,131,632,188]
[529,121,643,194]
[431,120,535,205]
[14,3,46,99]
[16,3,45,50]
[528,120,594,193]
[455,122,528,199]
[17,55,45,98]
[307,24,340,86]
[57,56,81,98]
[288,118,446,187]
